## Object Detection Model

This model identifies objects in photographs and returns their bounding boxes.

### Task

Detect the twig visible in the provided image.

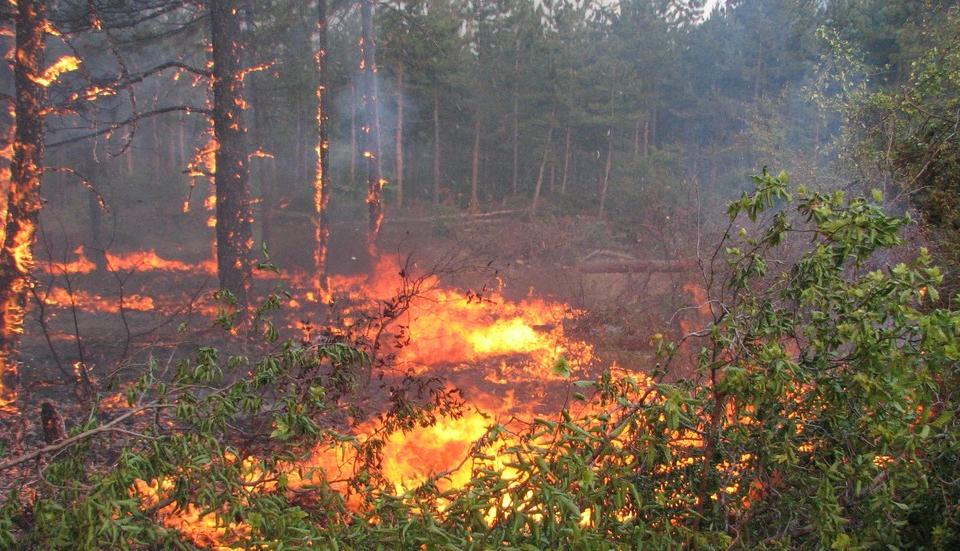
[0,403,172,472]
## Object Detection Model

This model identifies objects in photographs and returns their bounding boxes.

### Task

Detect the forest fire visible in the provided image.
[4,0,959,547]
[43,250,597,547]
[18,242,603,545]
[37,247,216,276]
[317,257,593,381]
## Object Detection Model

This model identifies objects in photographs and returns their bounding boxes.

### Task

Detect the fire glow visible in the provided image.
[320,257,593,381]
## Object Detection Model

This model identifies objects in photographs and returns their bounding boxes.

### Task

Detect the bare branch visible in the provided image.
[0,403,173,472]
[46,105,210,148]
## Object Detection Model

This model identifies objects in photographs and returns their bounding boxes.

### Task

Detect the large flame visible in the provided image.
[32,249,608,544]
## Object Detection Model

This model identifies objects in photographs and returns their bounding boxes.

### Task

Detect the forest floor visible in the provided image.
[4,200,706,481]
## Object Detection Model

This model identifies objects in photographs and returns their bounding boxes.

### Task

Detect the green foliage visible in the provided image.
[847,8,960,296]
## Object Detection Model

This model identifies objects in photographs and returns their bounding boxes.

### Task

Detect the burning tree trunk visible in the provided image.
[0,0,47,412]
[313,0,331,295]
[210,0,252,308]
[359,0,384,255]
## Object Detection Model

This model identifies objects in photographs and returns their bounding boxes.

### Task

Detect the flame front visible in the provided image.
[31,55,80,87]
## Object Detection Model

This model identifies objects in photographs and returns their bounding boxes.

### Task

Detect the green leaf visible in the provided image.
[552,356,572,378]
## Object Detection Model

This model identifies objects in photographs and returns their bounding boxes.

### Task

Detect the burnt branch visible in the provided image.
[51,0,190,33]
[46,105,210,149]
[41,166,108,212]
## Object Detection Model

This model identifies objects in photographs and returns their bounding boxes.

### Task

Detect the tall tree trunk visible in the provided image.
[89,163,107,273]
[643,119,649,157]
[244,8,272,256]
[313,0,331,295]
[210,0,252,308]
[432,85,441,205]
[532,117,554,212]
[360,0,383,254]
[0,0,46,412]
[470,118,481,210]
[350,81,356,183]
[549,152,555,194]
[511,51,520,197]
[394,66,404,208]
[754,51,763,102]
[294,98,302,184]
[598,86,615,218]
[151,115,162,182]
[255,95,274,255]
[561,123,571,195]
[598,128,613,219]
[177,93,187,167]
[651,106,657,151]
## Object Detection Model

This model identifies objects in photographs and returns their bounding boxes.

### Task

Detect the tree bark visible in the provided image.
[394,66,404,208]
[313,0,331,295]
[360,0,383,254]
[561,123,571,194]
[210,0,252,308]
[470,118,481,210]
[598,127,613,218]
[350,81,356,183]
[432,86,441,205]
[89,164,108,272]
[512,48,520,197]
[0,0,46,412]
[651,106,657,151]
[643,119,650,157]
[532,116,554,212]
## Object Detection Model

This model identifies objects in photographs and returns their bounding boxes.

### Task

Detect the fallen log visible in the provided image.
[579,257,696,274]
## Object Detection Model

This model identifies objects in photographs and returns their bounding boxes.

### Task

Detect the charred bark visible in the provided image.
[0,0,47,412]
[210,0,252,308]
[360,0,384,254]
[40,402,67,444]
[314,0,331,294]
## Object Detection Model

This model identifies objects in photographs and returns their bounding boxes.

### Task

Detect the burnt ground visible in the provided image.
[3,200,706,484]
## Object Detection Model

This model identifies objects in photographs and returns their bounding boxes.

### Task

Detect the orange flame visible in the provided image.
[32,55,81,87]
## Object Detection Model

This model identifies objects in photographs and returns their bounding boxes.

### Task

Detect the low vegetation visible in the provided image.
[2,171,958,549]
